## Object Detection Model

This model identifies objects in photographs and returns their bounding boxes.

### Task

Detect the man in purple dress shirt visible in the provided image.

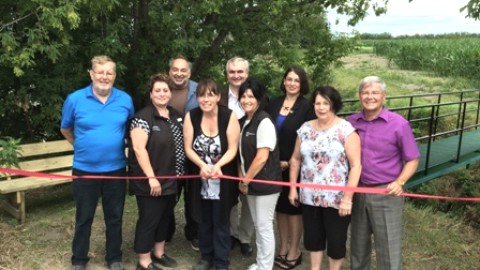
[347,76,420,270]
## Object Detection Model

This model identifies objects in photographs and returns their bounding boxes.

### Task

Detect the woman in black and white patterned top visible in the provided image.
[128,73,184,270]
[183,79,240,270]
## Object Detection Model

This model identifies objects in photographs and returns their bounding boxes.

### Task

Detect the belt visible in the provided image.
[359,182,390,187]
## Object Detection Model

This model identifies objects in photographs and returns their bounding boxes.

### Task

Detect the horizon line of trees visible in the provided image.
[359,32,480,40]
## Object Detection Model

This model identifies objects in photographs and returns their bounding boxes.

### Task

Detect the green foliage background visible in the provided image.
[1,0,479,142]
[0,0,362,142]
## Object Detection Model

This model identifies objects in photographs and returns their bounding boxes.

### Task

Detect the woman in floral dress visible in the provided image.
[288,86,361,270]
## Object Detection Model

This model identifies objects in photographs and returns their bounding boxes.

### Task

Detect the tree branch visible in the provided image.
[0,8,39,32]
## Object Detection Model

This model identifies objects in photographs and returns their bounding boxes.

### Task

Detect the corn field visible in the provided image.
[372,38,480,79]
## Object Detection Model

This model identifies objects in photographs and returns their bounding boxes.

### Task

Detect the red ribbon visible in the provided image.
[1,167,479,202]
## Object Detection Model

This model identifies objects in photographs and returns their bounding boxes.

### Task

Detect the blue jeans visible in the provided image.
[71,168,126,266]
[199,199,231,269]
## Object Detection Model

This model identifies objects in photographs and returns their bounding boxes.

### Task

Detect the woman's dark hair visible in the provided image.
[310,86,343,114]
[238,77,268,111]
[279,65,309,95]
[148,73,170,93]
[196,79,220,97]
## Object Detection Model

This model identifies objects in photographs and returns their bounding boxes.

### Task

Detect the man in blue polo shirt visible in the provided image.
[60,55,134,270]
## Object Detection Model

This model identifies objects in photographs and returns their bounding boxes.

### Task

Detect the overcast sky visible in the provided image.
[328,0,480,36]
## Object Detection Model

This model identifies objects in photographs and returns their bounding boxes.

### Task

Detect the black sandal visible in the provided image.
[274,254,287,269]
[283,252,302,269]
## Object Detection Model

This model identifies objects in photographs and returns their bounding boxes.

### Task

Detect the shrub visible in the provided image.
[0,137,21,169]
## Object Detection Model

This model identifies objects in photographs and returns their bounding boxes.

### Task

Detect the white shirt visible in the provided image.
[227,88,245,119]
[239,118,277,175]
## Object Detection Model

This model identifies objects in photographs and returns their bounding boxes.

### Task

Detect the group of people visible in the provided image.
[61,55,420,270]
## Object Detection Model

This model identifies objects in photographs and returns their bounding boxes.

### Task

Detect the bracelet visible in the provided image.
[340,199,352,205]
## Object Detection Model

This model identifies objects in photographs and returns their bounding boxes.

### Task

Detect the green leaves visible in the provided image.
[0,137,21,169]
[0,1,81,76]
[11,0,478,142]
[461,0,480,20]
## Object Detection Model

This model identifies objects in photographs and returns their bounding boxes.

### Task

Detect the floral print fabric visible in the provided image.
[297,119,355,209]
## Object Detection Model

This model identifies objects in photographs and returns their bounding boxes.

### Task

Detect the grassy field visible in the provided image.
[1,53,480,270]
[1,184,480,270]
[0,186,254,270]
[372,38,480,80]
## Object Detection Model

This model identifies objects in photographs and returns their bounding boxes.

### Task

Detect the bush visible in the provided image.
[0,137,21,169]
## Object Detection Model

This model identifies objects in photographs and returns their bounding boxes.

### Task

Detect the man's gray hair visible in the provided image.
[358,76,386,93]
[226,57,249,72]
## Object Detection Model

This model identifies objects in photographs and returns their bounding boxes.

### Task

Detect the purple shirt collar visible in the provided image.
[348,108,420,186]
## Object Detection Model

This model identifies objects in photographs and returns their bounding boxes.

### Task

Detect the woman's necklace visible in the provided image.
[281,96,298,113]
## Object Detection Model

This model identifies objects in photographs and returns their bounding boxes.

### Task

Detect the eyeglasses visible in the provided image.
[360,90,383,96]
[197,92,217,99]
[92,70,115,77]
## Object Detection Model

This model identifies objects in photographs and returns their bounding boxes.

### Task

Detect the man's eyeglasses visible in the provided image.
[360,90,383,96]
[92,70,115,77]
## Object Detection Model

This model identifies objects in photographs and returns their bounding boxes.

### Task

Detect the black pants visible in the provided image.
[134,194,176,253]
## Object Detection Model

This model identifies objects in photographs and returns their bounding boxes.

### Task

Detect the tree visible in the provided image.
[1,0,477,141]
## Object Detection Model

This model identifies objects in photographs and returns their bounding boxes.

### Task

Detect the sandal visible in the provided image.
[274,254,287,269]
[283,252,302,269]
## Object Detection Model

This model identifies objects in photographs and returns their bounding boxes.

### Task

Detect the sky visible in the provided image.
[328,0,480,36]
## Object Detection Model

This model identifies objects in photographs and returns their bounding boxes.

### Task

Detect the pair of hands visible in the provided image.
[200,163,222,180]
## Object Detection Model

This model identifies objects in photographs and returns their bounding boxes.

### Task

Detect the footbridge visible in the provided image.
[341,89,480,188]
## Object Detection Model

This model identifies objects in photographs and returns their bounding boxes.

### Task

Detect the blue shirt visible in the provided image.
[185,80,199,113]
[61,84,134,172]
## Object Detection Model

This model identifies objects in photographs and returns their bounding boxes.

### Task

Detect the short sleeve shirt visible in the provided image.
[347,108,421,185]
[239,118,277,175]
[297,120,355,209]
[61,85,134,172]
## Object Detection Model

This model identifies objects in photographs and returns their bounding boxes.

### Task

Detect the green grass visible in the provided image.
[332,53,477,100]
[2,191,480,269]
[403,202,480,269]
[353,46,374,54]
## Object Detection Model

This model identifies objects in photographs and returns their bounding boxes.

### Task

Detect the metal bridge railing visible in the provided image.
[339,89,480,183]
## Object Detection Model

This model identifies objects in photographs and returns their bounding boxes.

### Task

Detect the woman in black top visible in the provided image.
[266,66,315,269]
[128,73,184,270]
[183,79,240,270]
[238,77,282,270]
